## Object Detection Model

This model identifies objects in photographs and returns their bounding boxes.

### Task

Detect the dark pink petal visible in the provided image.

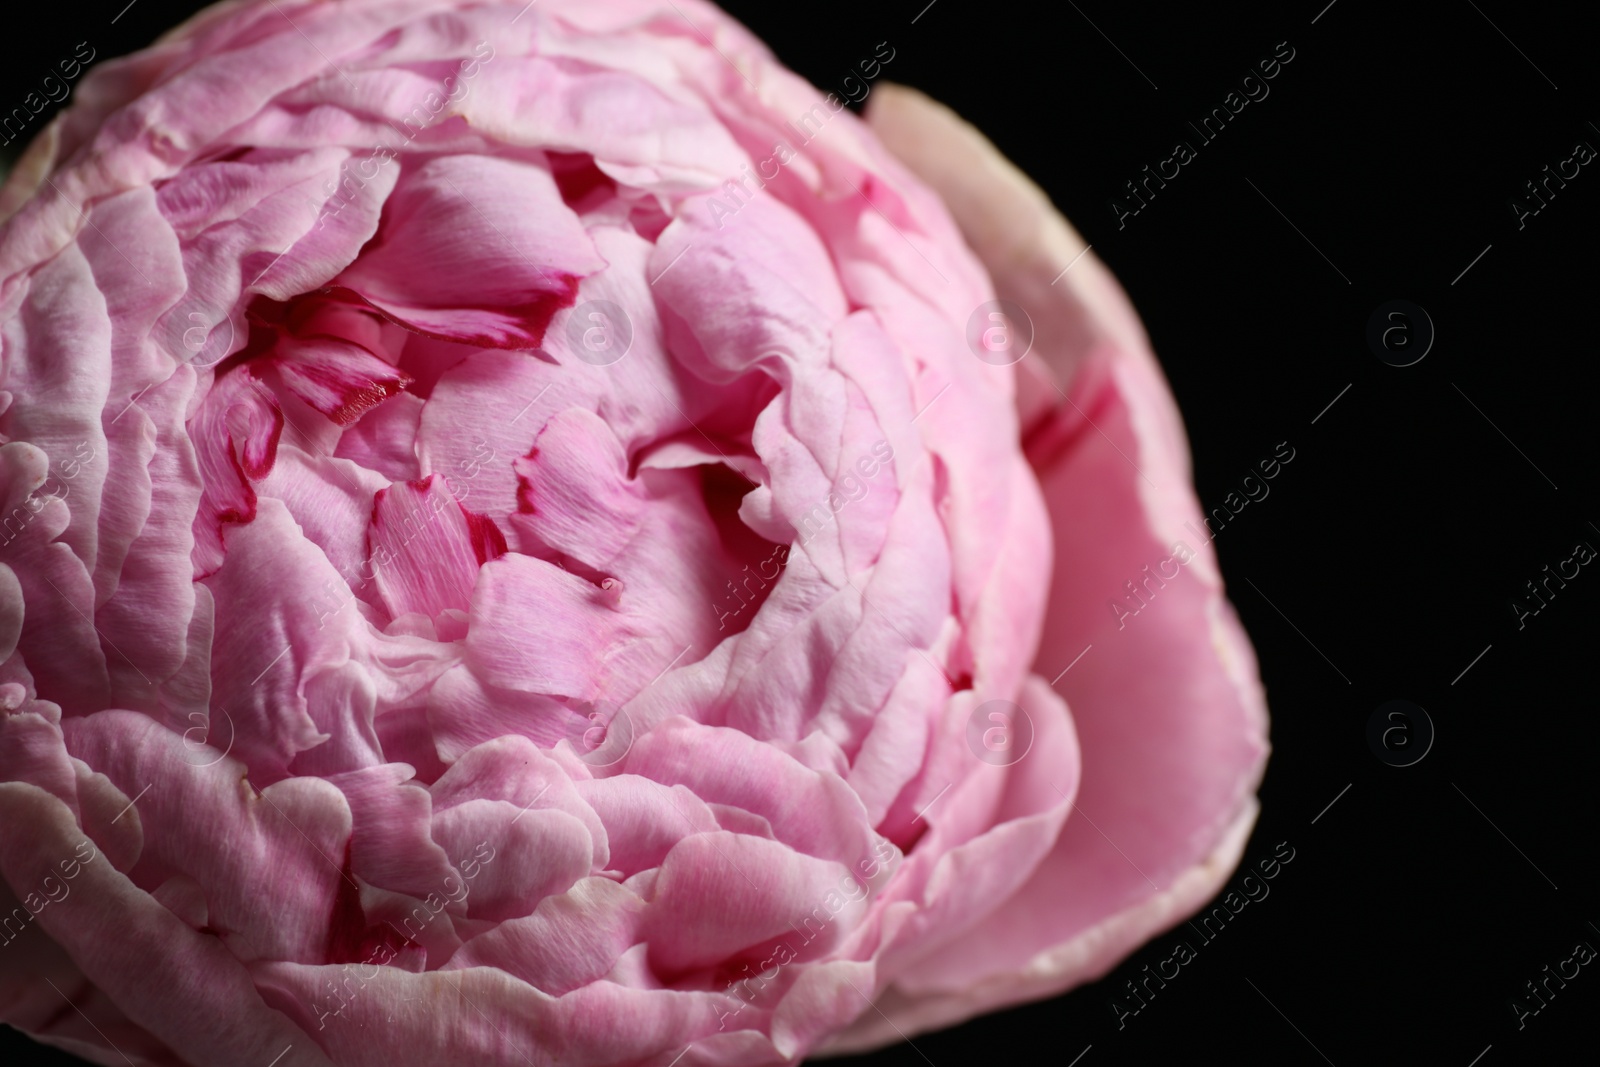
[272,335,412,426]
[188,367,283,578]
[368,476,503,622]
[334,155,605,349]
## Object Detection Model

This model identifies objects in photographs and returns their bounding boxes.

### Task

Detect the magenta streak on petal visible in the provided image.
[271,336,413,426]
[325,838,417,966]
[189,368,284,577]
[461,506,508,566]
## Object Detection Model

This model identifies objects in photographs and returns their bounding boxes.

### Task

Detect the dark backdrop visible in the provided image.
[2,2,1596,1065]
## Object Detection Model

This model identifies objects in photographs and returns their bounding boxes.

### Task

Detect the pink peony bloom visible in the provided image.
[0,2,1267,1065]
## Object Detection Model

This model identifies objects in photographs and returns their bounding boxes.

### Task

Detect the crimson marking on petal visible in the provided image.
[1019,365,1119,477]
[460,506,508,566]
[369,476,500,618]
[324,840,416,965]
[322,873,364,959]
[193,369,285,575]
[235,392,284,480]
[281,358,412,426]
[515,445,541,515]
[548,152,617,207]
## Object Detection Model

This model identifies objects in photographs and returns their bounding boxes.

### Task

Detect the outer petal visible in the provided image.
[0,781,338,1067]
[813,84,1273,1048]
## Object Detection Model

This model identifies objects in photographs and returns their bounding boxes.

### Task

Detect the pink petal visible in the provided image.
[334,155,605,349]
[423,663,584,764]
[333,390,424,483]
[642,831,865,974]
[464,552,638,701]
[573,775,719,876]
[62,710,356,966]
[324,763,460,903]
[368,476,504,622]
[444,876,646,995]
[188,367,283,578]
[272,335,411,426]
[0,780,339,1067]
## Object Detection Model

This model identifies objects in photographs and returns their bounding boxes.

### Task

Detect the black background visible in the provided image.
[2,1,1596,1065]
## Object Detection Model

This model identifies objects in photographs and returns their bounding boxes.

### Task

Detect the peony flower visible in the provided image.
[0,1,1268,1065]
